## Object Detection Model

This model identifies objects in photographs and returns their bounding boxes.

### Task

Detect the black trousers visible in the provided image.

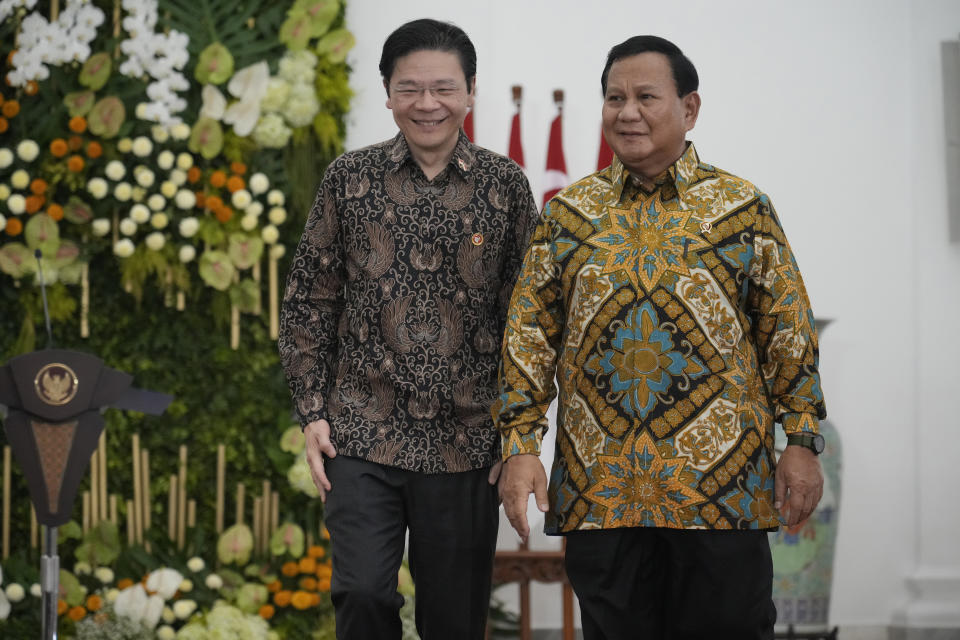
[564,528,776,640]
[324,455,499,640]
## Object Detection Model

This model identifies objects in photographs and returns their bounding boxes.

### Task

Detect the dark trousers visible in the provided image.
[324,455,499,640]
[564,528,776,640]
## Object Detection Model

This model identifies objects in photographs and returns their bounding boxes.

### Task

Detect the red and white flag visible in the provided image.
[597,127,613,171]
[508,110,524,168]
[463,108,474,142]
[542,99,568,206]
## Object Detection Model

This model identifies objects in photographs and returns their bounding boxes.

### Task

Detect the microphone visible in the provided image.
[34,249,55,348]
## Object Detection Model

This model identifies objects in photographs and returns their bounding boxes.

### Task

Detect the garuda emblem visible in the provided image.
[33,363,78,406]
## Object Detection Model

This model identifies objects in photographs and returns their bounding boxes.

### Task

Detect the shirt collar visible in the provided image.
[385,130,476,179]
[609,141,700,201]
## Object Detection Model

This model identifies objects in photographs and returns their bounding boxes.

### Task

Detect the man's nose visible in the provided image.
[618,98,643,121]
[415,89,440,109]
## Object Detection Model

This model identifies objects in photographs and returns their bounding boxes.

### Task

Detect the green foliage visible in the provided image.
[75,521,122,568]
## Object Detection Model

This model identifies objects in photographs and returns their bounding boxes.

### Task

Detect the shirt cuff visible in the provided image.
[501,425,543,460]
[299,409,329,431]
[780,412,819,435]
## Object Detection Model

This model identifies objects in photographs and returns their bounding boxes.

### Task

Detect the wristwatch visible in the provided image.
[786,433,825,455]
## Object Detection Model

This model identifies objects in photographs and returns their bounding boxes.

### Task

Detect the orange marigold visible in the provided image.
[68,115,87,133]
[29,178,48,195]
[258,604,275,620]
[194,192,206,208]
[281,561,299,577]
[47,204,64,221]
[0,117,7,134]
[187,167,202,183]
[85,141,102,159]
[214,206,233,223]
[317,577,331,593]
[50,138,68,157]
[4,217,22,236]
[68,605,87,621]
[267,580,282,593]
[205,195,223,211]
[25,195,44,214]
[308,545,326,559]
[57,599,68,615]
[1,99,19,118]
[315,563,332,579]
[226,175,245,193]
[320,526,330,540]
[273,590,292,608]
[230,161,247,175]
[209,170,227,188]
[298,557,317,574]
[85,594,103,612]
[299,577,318,591]
[24,80,39,96]
[311,593,321,606]
[68,136,83,151]
[117,578,135,590]
[67,155,85,172]
[291,590,313,610]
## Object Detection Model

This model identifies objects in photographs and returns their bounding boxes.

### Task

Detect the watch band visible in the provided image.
[786,433,824,455]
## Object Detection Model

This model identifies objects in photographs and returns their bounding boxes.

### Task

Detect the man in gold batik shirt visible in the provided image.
[494,35,827,640]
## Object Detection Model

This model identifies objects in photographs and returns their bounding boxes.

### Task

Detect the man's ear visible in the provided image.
[467,77,477,108]
[682,91,701,132]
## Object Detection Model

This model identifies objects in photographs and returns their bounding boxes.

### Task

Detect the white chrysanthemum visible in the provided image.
[0,213,6,229]
[173,599,196,619]
[261,224,279,245]
[278,50,317,85]
[174,189,196,210]
[159,181,177,198]
[132,136,153,157]
[252,113,292,149]
[169,168,187,186]
[114,239,135,257]
[105,588,120,604]
[170,123,190,140]
[7,194,26,215]
[282,83,320,128]
[186,557,205,573]
[156,625,176,640]
[145,232,165,251]
[246,201,263,217]
[105,160,126,181]
[248,172,269,195]
[268,207,287,225]
[117,138,133,153]
[161,606,176,624]
[114,182,133,202]
[130,204,151,224]
[16,140,40,162]
[131,187,146,203]
[204,574,222,590]
[151,213,169,229]
[74,562,92,575]
[135,103,149,119]
[266,189,285,206]
[0,148,13,169]
[10,170,29,190]
[269,244,286,260]
[91,218,111,236]
[0,185,9,201]
[240,214,257,231]
[157,150,175,171]
[5,583,25,603]
[175,152,193,170]
[147,194,166,211]
[30,584,42,598]
[178,217,199,238]
[151,125,170,143]
[94,567,114,584]
[119,218,138,236]
[136,168,156,189]
[87,178,109,199]
[231,189,252,210]
[179,579,193,593]
[178,245,196,263]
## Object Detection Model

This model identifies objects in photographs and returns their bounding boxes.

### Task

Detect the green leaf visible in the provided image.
[79,52,112,91]
[229,278,260,313]
[63,196,93,225]
[315,28,354,64]
[0,243,34,279]
[87,96,126,138]
[75,520,121,567]
[57,520,83,544]
[63,91,96,118]
[198,250,235,291]
[195,42,235,85]
[59,570,86,606]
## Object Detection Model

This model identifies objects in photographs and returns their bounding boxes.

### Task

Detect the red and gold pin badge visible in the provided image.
[471,232,484,246]
[699,221,712,233]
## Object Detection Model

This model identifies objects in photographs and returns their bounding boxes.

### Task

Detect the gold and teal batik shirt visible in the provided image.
[493,143,826,533]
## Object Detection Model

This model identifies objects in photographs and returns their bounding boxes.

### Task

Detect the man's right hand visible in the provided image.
[498,453,549,545]
[304,419,337,502]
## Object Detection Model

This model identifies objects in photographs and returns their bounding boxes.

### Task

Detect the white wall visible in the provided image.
[343,0,960,630]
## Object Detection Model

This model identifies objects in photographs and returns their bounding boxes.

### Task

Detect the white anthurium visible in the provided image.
[114,583,164,629]
[200,84,226,121]
[223,99,262,137]
[145,568,184,600]
[223,61,269,136]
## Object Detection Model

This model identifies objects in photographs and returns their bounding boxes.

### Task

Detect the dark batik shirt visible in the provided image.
[279,131,539,473]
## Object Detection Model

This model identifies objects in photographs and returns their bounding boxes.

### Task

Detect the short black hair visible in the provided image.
[379,19,477,95]
[601,35,699,97]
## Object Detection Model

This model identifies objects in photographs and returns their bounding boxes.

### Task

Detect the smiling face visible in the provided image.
[385,49,475,166]
[601,52,700,179]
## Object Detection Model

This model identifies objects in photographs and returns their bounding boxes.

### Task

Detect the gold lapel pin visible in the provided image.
[471,232,484,246]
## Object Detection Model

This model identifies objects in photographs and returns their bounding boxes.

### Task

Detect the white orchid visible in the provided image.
[6,1,105,86]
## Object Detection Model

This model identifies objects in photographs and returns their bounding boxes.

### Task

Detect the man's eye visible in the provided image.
[435,88,455,96]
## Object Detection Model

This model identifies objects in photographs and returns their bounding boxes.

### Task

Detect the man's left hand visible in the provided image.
[775,445,824,527]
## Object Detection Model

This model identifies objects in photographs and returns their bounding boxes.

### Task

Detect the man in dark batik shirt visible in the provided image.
[278,18,538,640]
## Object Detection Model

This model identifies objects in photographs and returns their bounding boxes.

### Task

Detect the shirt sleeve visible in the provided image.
[498,167,541,316]
[278,167,346,429]
[747,194,827,434]
[492,200,566,459]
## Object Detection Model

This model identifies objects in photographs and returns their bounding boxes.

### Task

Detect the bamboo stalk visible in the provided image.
[80,263,89,338]
[252,497,262,556]
[177,446,187,549]
[82,491,90,533]
[216,444,225,534]
[235,483,245,526]
[110,495,118,527]
[176,291,185,311]
[230,303,240,349]
[269,254,279,339]
[50,0,59,21]
[30,505,37,549]
[90,445,99,528]
[167,475,177,541]
[131,434,142,544]
[126,499,134,545]
[252,261,262,315]
[187,500,196,529]
[2,446,10,560]
[261,480,271,552]
[270,491,279,536]
[99,432,108,522]
[141,449,151,551]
